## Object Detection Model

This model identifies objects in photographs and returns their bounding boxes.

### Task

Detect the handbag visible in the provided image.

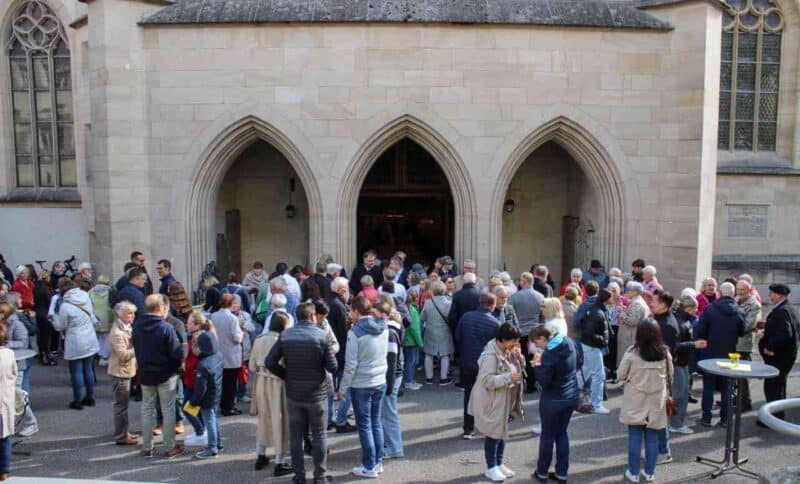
[666,374,677,417]
[576,368,594,414]
[237,363,249,386]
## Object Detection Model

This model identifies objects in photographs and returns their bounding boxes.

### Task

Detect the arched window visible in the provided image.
[8,1,74,188]
[718,0,784,152]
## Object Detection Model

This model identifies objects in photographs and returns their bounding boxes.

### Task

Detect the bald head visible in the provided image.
[145,293,169,316]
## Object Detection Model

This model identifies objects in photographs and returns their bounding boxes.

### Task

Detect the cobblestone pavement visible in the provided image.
[11,359,800,483]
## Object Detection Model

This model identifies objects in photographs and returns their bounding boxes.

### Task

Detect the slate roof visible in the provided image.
[139,0,675,30]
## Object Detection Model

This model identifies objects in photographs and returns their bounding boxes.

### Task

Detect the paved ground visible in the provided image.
[11,358,800,483]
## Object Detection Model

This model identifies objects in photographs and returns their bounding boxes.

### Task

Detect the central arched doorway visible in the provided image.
[356,138,454,266]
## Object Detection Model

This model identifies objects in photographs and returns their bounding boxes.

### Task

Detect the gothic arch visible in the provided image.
[338,114,476,270]
[185,115,323,287]
[490,113,628,271]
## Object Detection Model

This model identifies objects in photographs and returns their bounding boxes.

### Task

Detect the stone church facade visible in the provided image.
[0,0,798,296]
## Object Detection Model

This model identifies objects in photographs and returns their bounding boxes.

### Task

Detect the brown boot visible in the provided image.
[164,445,185,459]
[116,435,140,445]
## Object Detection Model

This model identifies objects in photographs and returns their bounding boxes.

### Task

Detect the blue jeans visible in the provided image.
[580,344,605,409]
[657,427,670,455]
[702,373,729,423]
[68,356,95,402]
[182,387,205,436]
[201,407,221,453]
[403,347,419,385]
[536,399,574,478]
[21,366,31,394]
[669,365,690,428]
[381,376,403,458]
[628,426,658,476]
[351,385,386,470]
[0,436,10,474]
[484,437,505,468]
[333,369,352,427]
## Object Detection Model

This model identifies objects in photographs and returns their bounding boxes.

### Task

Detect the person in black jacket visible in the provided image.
[33,271,56,365]
[117,269,147,315]
[325,277,356,434]
[190,331,223,460]
[376,297,405,459]
[695,282,745,427]
[448,272,481,337]
[758,284,799,424]
[349,250,383,296]
[667,295,707,434]
[266,302,337,484]
[576,289,610,414]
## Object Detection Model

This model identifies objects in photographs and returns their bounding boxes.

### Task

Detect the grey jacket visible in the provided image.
[421,295,454,357]
[53,288,101,361]
[211,308,244,369]
[6,313,30,371]
[736,296,761,353]
[340,316,388,392]
[509,287,544,336]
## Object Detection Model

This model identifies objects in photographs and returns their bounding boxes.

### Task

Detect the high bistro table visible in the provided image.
[695,358,779,480]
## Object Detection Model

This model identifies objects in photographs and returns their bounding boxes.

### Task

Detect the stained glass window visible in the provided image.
[718,1,783,152]
[8,1,75,187]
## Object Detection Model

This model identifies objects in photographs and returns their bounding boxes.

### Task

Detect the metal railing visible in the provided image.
[757,398,800,438]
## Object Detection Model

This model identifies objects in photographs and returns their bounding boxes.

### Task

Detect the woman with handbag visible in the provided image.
[419,281,454,385]
[618,319,673,483]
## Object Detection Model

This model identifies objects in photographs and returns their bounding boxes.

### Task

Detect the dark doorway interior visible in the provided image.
[357,138,454,267]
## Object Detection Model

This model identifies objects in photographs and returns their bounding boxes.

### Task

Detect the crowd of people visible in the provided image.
[0,250,797,483]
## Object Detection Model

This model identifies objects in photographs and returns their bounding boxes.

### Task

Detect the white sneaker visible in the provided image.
[374,463,384,474]
[531,424,542,435]
[642,471,655,482]
[593,406,611,415]
[16,425,38,437]
[405,382,422,390]
[669,425,694,435]
[624,469,640,482]
[656,453,673,465]
[184,432,208,447]
[352,465,379,478]
[499,464,515,478]
[484,466,506,482]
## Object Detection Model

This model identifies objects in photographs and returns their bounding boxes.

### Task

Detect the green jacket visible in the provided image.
[403,304,424,348]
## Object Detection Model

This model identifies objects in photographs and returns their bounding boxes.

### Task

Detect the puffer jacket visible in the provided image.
[53,288,101,360]
[578,302,609,349]
[696,296,745,359]
[618,349,673,430]
[191,332,224,409]
[6,313,30,371]
[341,316,388,392]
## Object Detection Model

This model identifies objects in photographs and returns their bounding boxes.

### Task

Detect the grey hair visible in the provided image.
[463,259,476,268]
[643,265,657,276]
[232,294,242,306]
[626,281,644,295]
[431,281,446,296]
[492,285,508,297]
[610,276,624,288]
[269,276,287,291]
[114,301,137,317]
[331,276,349,293]
[326,263,342,275]
[270,293,287,309]
[607,281,621,293]
[570,268,582,278]
[608,267,622,277]
[681,287,697,299]
[499,271,512,283]
[520,272,534,285]
[738,273,753,284]
[5,292,21,308]
[719,282,735,297]
[702,277,717,286]
[463,272,476,284]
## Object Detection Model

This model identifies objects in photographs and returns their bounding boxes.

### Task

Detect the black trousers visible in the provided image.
[36,313,52,356]
[763,362,791,419]
[288,398,328,480]
[461,367,478,433]
[739,352,752,406]
[604,325,619,377]
[221,368,239,413]
[520,336,536,393]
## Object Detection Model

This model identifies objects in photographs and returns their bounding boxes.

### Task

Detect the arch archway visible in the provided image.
[491,116,627,280]
[338,115,475,270]
[185,115,323,286]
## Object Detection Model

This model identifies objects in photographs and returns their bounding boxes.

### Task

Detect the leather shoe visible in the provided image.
[274,463,294,477]
[164,445,185,459]
[116,435,139,445]
[255,455,270,470]
[336,423,357,434]
[313,477,333,484]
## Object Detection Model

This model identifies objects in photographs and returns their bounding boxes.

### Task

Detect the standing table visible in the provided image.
[695,358,779,480]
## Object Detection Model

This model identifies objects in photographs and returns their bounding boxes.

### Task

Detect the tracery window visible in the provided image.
[718,0,784,152]
[8,1,75,187]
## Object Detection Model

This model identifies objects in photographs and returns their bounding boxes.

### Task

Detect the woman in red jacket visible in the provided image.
[11,266,34,311]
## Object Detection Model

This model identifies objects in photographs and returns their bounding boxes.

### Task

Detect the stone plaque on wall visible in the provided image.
[727,204,768,238]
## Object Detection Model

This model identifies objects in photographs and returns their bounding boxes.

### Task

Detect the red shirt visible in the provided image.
[11,279,34,310]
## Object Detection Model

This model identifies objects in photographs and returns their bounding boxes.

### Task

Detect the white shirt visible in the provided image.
[260,308,295,334]
[379,283,407,303]
[282,273,301,300]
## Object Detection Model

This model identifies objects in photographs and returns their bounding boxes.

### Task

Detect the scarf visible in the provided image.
[547,332,565,350]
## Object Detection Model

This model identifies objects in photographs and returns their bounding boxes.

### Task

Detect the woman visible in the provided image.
[605,281,626,380]
[357,275,378,305]
[231,294,255,403]
[559,269,585,299]
[33,271,56,366]
[168,281,193,322]
[210,293,243,416]
[669,295,705,434]
[53,280,100,409]
[531,324,579,483]
[561,287,579,337]
[0,324,17,481]
[376,297,405,460]
[402,291,424,391]
[695,277,719,318]
[0,296,33,393]
[183,311,217,447]
[223,273,250,314]
[11,266,34,312]
[641,266,662,311]
[108,301,138,445]
[50,261,67,291]
[203,275,222,314]
[249,311,293,476]
[442,275,455,299]
[89,276,114,366]
[619,319,673,483]
[542,297,568,337]
[467,323,521,482]
[618,282,649,368]
[0,282,8,303]
[577,289,611,414]
[419,281,453,385]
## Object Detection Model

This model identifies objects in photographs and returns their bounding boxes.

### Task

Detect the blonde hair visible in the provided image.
[188,310,216,337]
[203,274,219,288]
[542,297,565,320]
[360,275,374,287]
[564,286,579,301]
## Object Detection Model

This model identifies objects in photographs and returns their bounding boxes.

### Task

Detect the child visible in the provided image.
[190,331,224,459]
[183,311,215,447]
[402,291,424,391]
[0,322,18,481]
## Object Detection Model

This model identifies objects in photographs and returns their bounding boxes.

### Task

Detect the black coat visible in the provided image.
[533,279,553,298]
[117,283,146,315]
[578,303,609,349]
[759,300,799,369]
[671,308,698,367]
[131,313,183,386]
[447,283,480,335]
[191,332,223,409]
[312,273,331,300]
[326,293,349,368]
[349,264,384,295]
[696,296,745,359]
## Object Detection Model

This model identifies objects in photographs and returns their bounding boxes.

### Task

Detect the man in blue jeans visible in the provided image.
[695,282,745,427]
[339,296,388,479]
[326,277,357,433]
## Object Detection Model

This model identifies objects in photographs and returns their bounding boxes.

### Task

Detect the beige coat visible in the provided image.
[107,319,137,379]
[617,296,649,367]
[249,332,289,456]
[0,347,18,438]
[618,349,673,430]
[736,296,761,353]
[467,340,515,440]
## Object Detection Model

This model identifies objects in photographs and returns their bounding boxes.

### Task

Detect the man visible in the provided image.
[573,280,600,333]
[156,259,177,296]
[257,276,298,319]
[453,259,483,292]
[387,256,409,290]
[311,261,331,300]
[631,258,645,283]
[735,279,761,411]
[338,297,389,478]
[273,262,301,300]
[379,268,406,302]
[583,259,609,289]
[73,262,94,291]
[455,292,500,439]
[532,265,553,298]
[325,276,356,433]
[447,272,481,338]
[349,250,383,295]
[509,272,544,394]
[738,273,763,304]
[131,251,154,295]
[117,268,148,315]
[438,256,457,279]
[758,283,798,425]
[0,253,14,283]
[326,263,343,281]
[651,290,680,458]
[492,286,518,327]
[131,294,184,459]
[696,282,746,427]
[266,302,337,484]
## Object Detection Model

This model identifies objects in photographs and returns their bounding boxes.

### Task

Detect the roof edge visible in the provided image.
[635,0,728,10]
